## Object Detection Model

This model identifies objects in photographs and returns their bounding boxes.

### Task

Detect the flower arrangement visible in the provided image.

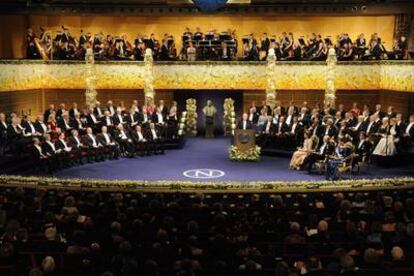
[1,175,413,194]
[223,98,236,136]
[177,111,187,136]
[229,145,261,161]
[185,98,197,136]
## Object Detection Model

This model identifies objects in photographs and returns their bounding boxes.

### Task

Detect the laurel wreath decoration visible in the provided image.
[185,98,198,136]
[223,98,236,136]
[229,145,261,161]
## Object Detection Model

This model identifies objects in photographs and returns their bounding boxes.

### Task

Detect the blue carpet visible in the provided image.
[53,137,414,182]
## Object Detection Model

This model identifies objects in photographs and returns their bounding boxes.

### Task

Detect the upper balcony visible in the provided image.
[0,59,413,92]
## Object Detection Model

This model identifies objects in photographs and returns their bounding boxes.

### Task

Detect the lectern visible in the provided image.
[233,129,256,152]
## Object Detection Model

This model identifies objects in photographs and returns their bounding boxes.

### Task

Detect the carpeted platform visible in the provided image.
[52,137,414,183]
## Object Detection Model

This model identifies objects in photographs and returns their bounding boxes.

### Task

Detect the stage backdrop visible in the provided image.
[174,90,243,135]
[0,14,395,58]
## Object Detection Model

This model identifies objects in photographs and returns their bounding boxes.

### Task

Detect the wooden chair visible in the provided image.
[337,144,355,179]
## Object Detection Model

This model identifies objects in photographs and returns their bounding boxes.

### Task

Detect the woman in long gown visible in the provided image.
[326,138,353,181]
[373,117,398,156]
[289,131,316,170]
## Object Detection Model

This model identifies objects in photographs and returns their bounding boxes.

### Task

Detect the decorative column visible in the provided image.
[324,47,337,108]
[265,49,277,110]
[85,48,98,108]
[144,48,155,105]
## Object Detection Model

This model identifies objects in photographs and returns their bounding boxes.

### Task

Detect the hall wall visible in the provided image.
[0,14,395,58]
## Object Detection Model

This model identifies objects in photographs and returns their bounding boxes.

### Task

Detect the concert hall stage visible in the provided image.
[53,137,414,183]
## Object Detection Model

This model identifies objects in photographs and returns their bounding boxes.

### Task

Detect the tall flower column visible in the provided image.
[265,49,277,109]
[144,48,155,105]
[85,47,98,108]
[325,47,337,108]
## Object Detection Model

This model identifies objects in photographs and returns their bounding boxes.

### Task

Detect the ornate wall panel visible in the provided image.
[274,62,326,90]
[380,61,414,92]
[154,62,266,90]
[0,60,413,92]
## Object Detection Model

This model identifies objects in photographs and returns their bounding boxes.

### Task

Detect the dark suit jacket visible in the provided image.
[237,120,253,130]
[57,118,72,132]
[275,123,289,134]
[42,142,57,155]
[21,121,36,135]
[68,136,83,149]
[112,114,126,126]
[97,133,115,146]
[261,122,276,135]
[56,139,70,151]
[0,121,8,140]
[34,121,48,134]
[82,134,100,148]
[152,113,166,124]
[356,140,372,156]
[70,118,85,131]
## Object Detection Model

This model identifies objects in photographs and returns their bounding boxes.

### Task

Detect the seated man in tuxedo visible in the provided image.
[113,108,126,128]
[286,116,304,150]
[258,116,275,149]
[152,107,167,136]
[70,113,87,135]
[22,115,42,139]
[0,113,8,156]
[401,115,414,149]
[303,135,336,174]
[132,125,149,157]
[274,116,289,148]
[237,113,253,130]
[55,131,74,167]
[146,122,164,155]
[97,126,120,160]
[34,115,49,137]
[32,137,50,171]
[125,108,139,130]
[94,101,104,118]
[86,108,101,132]
[352,131,373,166]
[68,129,88,164]
[42,133,63,171]
[8,116,27,155]
[115,124,135,158]
[82,127,105,162]
[58,112,73,135]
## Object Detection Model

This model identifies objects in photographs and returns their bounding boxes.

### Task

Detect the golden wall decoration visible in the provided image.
[0,60,413,93]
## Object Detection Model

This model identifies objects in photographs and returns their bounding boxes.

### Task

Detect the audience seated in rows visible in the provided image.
[0,99,180,172]
[0,187,414,275]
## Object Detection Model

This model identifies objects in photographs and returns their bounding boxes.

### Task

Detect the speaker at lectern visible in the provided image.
[233,129,256,152]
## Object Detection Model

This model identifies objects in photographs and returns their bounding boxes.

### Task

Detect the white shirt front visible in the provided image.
[28,122,36,134]
[47,141,56,152]
[265,122,271,134]
[90,114,97,124]
[120,130,127,140]
[117,114,124,124]
[151,129,158,139]
[136,131,145,142]
[291,123,297,134]
[406,122,414,135]
[88,134,97,147]
[243,121,247,130]
[366,122,374,134]
[157,113,164,124]
[319,143,326,155]
[286,115,292,126]
[106,116,112,126]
